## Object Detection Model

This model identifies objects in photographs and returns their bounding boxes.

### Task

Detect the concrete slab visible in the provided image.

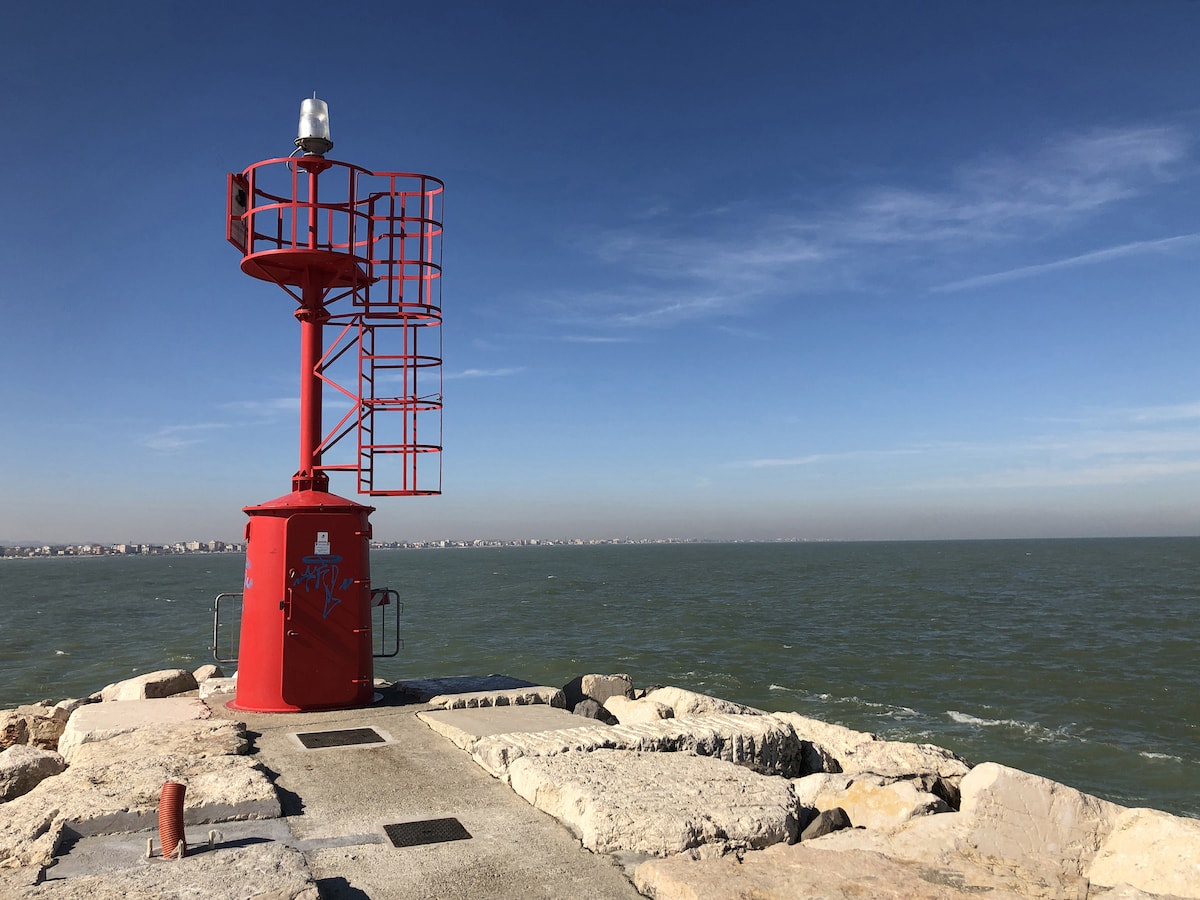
[395,674,540,702]
[57,697,212,761]
[65,696,210,731]
[49,819,386,881]
[208,687,642,899]
[417,705,585,750]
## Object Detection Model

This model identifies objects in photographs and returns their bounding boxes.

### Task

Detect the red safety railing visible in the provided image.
[227,158,443,496]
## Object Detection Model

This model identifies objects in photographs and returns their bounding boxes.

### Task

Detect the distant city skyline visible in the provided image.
[0,535,814,558]
[4,2,1200,543]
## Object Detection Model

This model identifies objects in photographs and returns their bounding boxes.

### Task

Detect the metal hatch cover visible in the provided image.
[383,818,472,848]
[294,727,386,749]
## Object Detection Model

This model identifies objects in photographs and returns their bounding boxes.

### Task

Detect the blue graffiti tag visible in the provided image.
[292,555,354,619]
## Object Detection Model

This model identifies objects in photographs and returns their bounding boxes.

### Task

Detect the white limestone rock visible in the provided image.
[54,698,94,716]
[954,761,1124,881]
[633,842,1032,900]
[837,738,971,781]
[13,842,318,900]
[67,718,251,766]
[770,712,879,759]
[0,719,278,867]
[0,745,66,802]
[427,685,567,709]
[200,676,238,700]
[0,703,71,751]
[57,696,212,763]
[602,694,673,724]
[0,863,46,894]
[1088,807,1200,898]
[1089,886,1194,900]
[772,711,969,780]
[807,760,1126,897]
[471,712,807,778]
[563,673,635,709]
[100,668,199,702]
[508,748,798,857]
[792,772,950,832]
[645,685,765,717]
[192,663,225,683]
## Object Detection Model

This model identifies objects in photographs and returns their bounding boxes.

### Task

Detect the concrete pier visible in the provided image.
[207,687,641,899]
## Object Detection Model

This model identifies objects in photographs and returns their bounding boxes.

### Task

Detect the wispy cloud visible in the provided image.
[733,400,1200,493]
[933,232,1200,292]
[444,366,526,379]
[852,126,1184,244]
[562,334,641,344]
[141,423,229,453]
[737,448,925,468]
[912,458,1200,491]
[560,124,1190,330]
[222,397,299,415]
[1126,401,1200,423]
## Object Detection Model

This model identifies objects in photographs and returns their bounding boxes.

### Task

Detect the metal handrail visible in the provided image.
[371,588,402,658]
[212,592,242,664]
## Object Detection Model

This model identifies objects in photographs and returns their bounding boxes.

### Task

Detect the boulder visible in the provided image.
[192,663,225,683]
[10,842,318,900]
[646,685,764,717]
[602,695,673,725]
[58,697,212,763]
[562,673,634,709]
[633,842,1031,900]
[1088,806,1200,898]
[471,712,806,779]
[508,748,798,857]
[805,760,1125,896]
[836,739,971,782]
[800,807,852,841]
[54,698,95,716]
[1,712,29,749]
[200,677,238,700]
[67,718,251,767]
[427,685,567,709]
[0,703,71,751]
[771,711,968,807]
[0,719,278,868]
[771,712,969,780]
[773,712,878,758]
[100,669,199,702]
[0,745,66,802]
[572,698,618,724]
[793,772,950,832]
[953,761,1124,882]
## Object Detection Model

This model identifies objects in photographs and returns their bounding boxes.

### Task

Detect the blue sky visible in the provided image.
[4,1,1200,543]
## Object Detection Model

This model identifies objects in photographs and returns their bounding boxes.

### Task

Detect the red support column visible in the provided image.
[295,297,328,491]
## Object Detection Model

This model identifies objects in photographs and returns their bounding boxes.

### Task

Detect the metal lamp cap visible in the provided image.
[296,97,333,156]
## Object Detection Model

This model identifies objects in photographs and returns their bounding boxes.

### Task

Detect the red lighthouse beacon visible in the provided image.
[221,98,443,712]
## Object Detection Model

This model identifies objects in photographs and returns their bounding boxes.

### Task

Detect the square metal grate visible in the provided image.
[383,818,472,848]
[295,727,385,749]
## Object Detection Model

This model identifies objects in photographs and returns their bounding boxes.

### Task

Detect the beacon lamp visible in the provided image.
[295,96,333,156]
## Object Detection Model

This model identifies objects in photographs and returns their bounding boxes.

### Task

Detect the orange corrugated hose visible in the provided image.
[158,781,187,859]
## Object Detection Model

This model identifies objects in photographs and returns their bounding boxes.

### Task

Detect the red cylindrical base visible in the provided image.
[229,489,375,713]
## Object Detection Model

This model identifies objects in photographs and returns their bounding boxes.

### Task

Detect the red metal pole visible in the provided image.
[296,296,327,482]
[295,163,329,492]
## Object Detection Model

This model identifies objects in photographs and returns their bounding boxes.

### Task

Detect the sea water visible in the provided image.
[1,538,1196,817]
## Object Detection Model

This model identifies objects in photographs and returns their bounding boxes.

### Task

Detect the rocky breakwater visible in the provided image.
[417,673,1200,900]
[0,667,315,899]
[3,667,1198,899]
